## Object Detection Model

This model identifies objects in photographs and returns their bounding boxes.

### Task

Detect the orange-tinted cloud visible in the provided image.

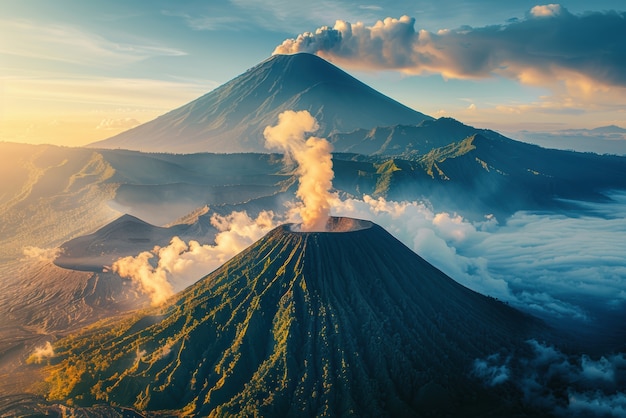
[112,211,278,306]
[274,7,626,89]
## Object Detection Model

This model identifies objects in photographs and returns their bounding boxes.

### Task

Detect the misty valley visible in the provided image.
[2,54,626,417]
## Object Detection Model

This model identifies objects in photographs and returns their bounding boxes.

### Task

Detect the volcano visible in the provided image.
[53,214,190,272]
[45,217,548,416]
[89,53,431,153]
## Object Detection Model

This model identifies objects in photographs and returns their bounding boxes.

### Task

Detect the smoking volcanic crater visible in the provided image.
[44,216,550,416]
[287,216,372,233]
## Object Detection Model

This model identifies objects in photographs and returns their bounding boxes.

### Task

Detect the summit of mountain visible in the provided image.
[45,217,549,416]
[89,53,432,154]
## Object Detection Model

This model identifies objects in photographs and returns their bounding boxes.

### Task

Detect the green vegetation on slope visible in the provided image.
[417,135,477,179]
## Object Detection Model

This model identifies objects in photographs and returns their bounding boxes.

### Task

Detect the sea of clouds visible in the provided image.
[108,192,626,330]
[473,339,626,417]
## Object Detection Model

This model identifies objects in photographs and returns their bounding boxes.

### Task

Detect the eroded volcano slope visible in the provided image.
[45,218,548,416]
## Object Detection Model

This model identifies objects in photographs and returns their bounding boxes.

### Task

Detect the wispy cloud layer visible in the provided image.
[0,19,186,67]
[161,11,247,31]
[96,118,140,131]
[3,75,210,115]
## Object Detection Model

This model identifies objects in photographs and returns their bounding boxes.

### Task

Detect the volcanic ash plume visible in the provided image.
[264,110,334,231]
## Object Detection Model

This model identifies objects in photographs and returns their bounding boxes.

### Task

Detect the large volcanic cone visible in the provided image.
[88,53,431,153]
[45,217,547,416]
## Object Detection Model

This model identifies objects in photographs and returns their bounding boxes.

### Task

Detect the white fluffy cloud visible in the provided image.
[28,341,55,364]
[110,192,626,324]
[568,392,626,418]
[331,195,512,299]
[472,353,510,386]
[530,4,563,17]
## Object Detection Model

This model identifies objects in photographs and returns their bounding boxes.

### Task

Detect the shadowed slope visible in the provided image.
[46,218,547,416]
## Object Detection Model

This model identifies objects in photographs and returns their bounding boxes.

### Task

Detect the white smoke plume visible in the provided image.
[22,246,62,263]
[28,341,55,364]
[264,110,334,232]
[112,210,278,306]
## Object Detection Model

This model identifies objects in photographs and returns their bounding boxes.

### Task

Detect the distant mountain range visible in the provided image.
[90,53,431,153]
[44,217,549,416]
[509,125,626,155]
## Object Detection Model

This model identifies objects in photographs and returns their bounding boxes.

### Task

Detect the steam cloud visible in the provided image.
[112,211,277,306]
[29,341,55,364]
[273,8,626,89]
[22,246,62,263]
[263,110,334,232]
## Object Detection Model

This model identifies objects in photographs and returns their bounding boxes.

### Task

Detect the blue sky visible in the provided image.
[1,0,625,146]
